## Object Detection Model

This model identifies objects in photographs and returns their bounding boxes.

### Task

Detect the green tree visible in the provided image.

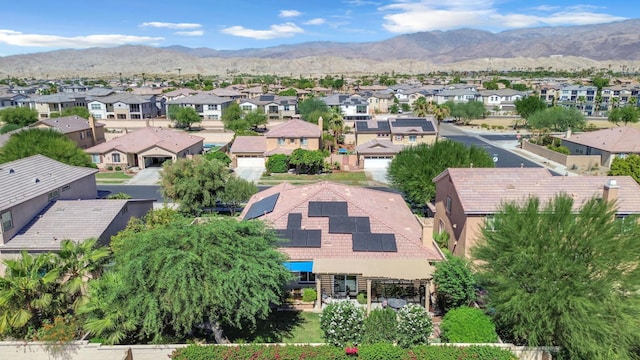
[608,105,640,126]
[298,98,329,121]
[278,88,297,96]
[221,103,247,132]
[514,96,548,125]
[440,307,497,343]
[0,106,38,127]
[473,195,640,359]
[592,76,610,92]
[608,154,640,183]
[107,192,132,199]
[217,176,258,216]
[0,128,95,167]
[433,254,476,312]
[328,107,345,149]
[288,149,326,174]
[389,103,399,114]
[168,105,201,130]
[266,153,288,173]
[528,106,586,132]
[51,106,91,119]
[203,151,232,167]
[81,216,291,344]
[412,97,429,117]
[388,141,494,205]
[244,109,268,129]
[484,80,499,90]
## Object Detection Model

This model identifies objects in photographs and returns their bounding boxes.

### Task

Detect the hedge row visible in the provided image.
[171,344,517,360]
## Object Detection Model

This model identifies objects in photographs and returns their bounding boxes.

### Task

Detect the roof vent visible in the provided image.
[35,178,40,183]
[8,168,14,174]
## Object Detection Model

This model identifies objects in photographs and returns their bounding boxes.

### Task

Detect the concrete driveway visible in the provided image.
[127,167,162,185]
[234,166,265,183]
[365,168,390,184]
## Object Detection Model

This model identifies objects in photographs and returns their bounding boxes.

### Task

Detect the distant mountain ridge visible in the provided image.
[1,19,639,78]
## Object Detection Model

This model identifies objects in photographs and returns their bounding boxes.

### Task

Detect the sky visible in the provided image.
[0,0,633,57]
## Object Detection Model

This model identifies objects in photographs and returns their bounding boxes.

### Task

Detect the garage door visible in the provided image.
[237,156,265,167]
[363,157,392,169]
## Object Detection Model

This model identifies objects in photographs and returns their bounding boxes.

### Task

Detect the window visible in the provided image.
[117,114,126,119]
[278,138,285,145]
[208,104,218,111]
[48,190,60,201]
[485,215,497,231]
[409,135,417,143]
[241,105,252,111]
[269,105,278,114]
[87,130,93,138]
[284,105,290,111]
[80,131,85,139]
[112,153,121,163]
[356,105,367,114]
[129,104,140,112]
[62,184,70,192]
[297,272,316,283]
[301,137,308,146]
[1,211,13,232]
[131,114,141,119]
[334,275,357,295]
[90,103,101,110]
[395,135,403,141]
[289,138,295,144]
[91,154,100,163]
[445,196,452,213]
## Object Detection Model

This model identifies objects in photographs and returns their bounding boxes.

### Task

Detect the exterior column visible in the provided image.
[315,276,322,311]
[425,280,431,312]
[366,279,372,315]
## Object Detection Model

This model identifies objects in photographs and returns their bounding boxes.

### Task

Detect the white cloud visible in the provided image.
[279,10,302,18]
[345,0,381,6]
[0,30,163,48]
[140,22,202,29]
[304,18,326,25]
[174,30,204,36]
[220,22,304,40]
[379,0,626,33]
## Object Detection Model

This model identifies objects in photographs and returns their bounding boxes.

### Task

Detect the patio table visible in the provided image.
[387,298,407,309]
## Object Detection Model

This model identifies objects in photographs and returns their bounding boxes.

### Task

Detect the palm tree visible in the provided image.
[413,97,429,117]
[428,102,451,127]
[57,239,110,312]
[328,107,345,150]
[0,252,61,337]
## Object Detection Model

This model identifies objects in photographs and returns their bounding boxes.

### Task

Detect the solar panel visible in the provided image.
[380,234,398,252]
[291,229,308,247]
[352,233,368,251]
[243,193,280,220]
[329,216,355,233]
[306,230,322,248]
[322,202,348,217]
[287,213,302,230]
[276,229,293,247]
[308,202,323,217]
[367,235,384,252]
[354,217,371,233]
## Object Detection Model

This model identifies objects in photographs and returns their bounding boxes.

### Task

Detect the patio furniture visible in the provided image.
[387,297,407,309]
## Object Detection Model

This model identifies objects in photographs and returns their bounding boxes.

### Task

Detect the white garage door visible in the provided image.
[363,157,392,169]
[237,156,265,167]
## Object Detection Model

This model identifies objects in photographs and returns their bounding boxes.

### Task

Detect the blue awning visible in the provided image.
[283,261,313,272]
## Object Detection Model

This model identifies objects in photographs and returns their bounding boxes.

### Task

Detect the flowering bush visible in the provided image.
[320,300,365,346]
[396,304,432,348]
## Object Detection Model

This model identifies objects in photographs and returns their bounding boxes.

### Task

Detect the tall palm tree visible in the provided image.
[0,252,61,336]
[328,107,345,150]
[413,97,429,117]
[428,102,451,127]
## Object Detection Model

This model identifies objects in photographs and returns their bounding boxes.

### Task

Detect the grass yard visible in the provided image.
[95,171,132,184]
[282,312,323,344]
[225,311,323,344]
[260,171,368,185]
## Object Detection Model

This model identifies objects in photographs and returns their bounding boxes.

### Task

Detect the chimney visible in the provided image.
[317,116,323,132]
[603,179,619,203]
[88,115,97,145]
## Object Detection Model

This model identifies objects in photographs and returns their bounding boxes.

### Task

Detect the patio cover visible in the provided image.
[312,258,434,280]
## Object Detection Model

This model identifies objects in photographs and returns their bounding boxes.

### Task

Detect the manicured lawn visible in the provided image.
[226,311,323,344]
[260,171,368,184]
[95,172,132,184]
[282,312,323,344]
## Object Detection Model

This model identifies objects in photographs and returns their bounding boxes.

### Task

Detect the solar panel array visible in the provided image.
[391,118,435,132]
[277,229,322,248]
[308,201,348,217]
[354,120,390,132]
[352,233,398,252]
[243,193,280,220]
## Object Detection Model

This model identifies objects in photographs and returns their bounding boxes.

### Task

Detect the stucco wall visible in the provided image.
[98,200,154,247]
[522,141,601,170]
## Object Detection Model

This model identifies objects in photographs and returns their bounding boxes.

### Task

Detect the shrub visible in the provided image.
[172,344,347,359]
[107,166,113,171]
[114,166,122,171]
[396,304,432,348]
[320,300,365,346]
[107,192,132,199]
[204,151,232,166]
[362,307,397,344]
[480,123,490,129]
[266,154,288,173]
[302,288,317,303]
[358,342,404,360]
[433,254,476,312]
[440,306,498,343]
[410,345,517,359]
[548,145,570,155]
[356,292,367,305]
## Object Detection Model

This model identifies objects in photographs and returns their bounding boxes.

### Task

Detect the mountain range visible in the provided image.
[1,19,640,78]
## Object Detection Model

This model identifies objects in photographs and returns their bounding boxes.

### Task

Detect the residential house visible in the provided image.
[88,93,163,120]
[434,88,481,105]
[364,92,394,114]
[30,115,106,149]
[230,119,322,168]
[355,117,437,169]
[0,155,153,273]
[0,91,28,110]
[239,95,297,121]
[538,84,561,104]
[394,88,429,108]
[480,89,528,113]
[432,167,640,258]
[240,181,444,313]
[559,127,640,167]
[26,93,88,119]
[60,84,89,93]
[558,84,596,115]
[210,87,245,100]
[85,127,204,169]
[166,93,233,120]
[321,94,370,121]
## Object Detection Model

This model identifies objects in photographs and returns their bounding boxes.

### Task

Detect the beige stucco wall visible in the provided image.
[355,133,379,146]
[392,134,436,146]
[265,137,320,152]
[96,150,129,169]
[523,141,601,169]
[97,200,154,247]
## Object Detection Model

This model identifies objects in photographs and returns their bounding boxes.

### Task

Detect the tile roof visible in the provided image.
[265,119,322,138]
[435,167,640,214]
[560,127,640,153]
[240,182,443,261]
[166,93,232,105]
[2,199,145,251]
[34,116,105,134]
[85,127,204,154]
[29,93,86,103]
[229,136,267,154]
[0,155,97,211]
[89,93,155,105]
[356,139,403,155]
[389,117,437,134]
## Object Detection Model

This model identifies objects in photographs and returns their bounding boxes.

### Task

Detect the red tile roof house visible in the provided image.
[433,167,640,258]
[558,127,640,167]
[85,127,204,170]
[0,155,153,275]
[240,181,444,313]
[229,119,322,168]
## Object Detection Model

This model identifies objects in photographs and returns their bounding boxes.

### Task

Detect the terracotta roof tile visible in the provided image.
[230,136,266,154]
[560,127,640,153]
[266,119,322,138]
[85,127,204,154]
